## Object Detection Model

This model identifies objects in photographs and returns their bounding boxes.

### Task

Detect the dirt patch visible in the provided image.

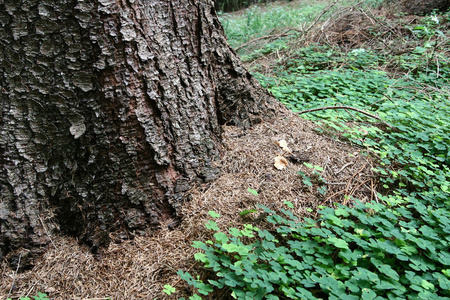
[1,110,380,300]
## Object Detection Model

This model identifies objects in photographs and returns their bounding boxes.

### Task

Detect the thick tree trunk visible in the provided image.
[383,0,450,15]
[0,0,276,266]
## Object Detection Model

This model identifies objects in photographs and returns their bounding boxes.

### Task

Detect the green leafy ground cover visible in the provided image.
[176,2,450,299]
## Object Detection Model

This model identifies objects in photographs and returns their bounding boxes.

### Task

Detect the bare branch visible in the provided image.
[297,105,394,128]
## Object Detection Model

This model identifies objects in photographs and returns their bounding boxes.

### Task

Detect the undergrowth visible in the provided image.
[179,202,450,299]
[219,1,336,49]
[175,2,450,299]
[7,292,49,300]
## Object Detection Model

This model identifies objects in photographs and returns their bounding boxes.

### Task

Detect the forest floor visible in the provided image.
[2,0,449,299]
[1,111,378,300]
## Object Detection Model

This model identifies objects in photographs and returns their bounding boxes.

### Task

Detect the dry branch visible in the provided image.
[235,28,300,51]
[297,106,393,128]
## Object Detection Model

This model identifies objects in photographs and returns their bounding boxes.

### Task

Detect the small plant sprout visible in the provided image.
[163,284,176,296]
[208,211,221,218]
[7,293,50,300]
[247,188,259,195]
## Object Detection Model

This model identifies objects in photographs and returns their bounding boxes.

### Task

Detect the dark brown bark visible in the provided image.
[0,0,276,266]
[383,0,450,15]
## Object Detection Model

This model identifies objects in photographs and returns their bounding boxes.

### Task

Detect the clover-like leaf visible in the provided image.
[208,211,221,218]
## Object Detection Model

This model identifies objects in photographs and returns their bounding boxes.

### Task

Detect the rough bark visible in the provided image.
[0,0,276,266]
[383,0,450,15]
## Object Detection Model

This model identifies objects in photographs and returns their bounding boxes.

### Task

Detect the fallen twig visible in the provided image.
[235,28,300,51]
[323,161,369,205]
[297,105,394,128]
[39,215,58,250]
[7,253,21,299]
[334,161,355,175]
[348,178,371,201]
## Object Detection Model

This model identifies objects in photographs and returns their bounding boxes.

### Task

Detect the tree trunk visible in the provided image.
[0,0,276,266]
[383,0,450,15]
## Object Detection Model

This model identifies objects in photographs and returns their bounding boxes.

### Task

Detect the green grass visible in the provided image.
[177,2,450,299]
[219,1,332,49]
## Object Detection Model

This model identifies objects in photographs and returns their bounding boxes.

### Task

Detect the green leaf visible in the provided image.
[303,162,314,168]
[284,201,294,208]
[34,293,49,300]
[370,258,400,281]
[443,269,450,277]
[247,188,259,195]
[303,178,313,187]
[214,232,229,243]
[379,265,399,281]
[239,209,257,216]
[163,284,176,295]
[229,228,242,237]
[205,220,220,231]
[335,208,349,217]
[197,282,213,295]
[313,165,324,171]
[433,272,450,290]
[192,241,206,249]
[421,280,435,290]
[178,270,195,285]
[361,288,377,300]
[328,237,349,249]
[194,252,207,262]
[208,211,221,218]
[375,280,397,290]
